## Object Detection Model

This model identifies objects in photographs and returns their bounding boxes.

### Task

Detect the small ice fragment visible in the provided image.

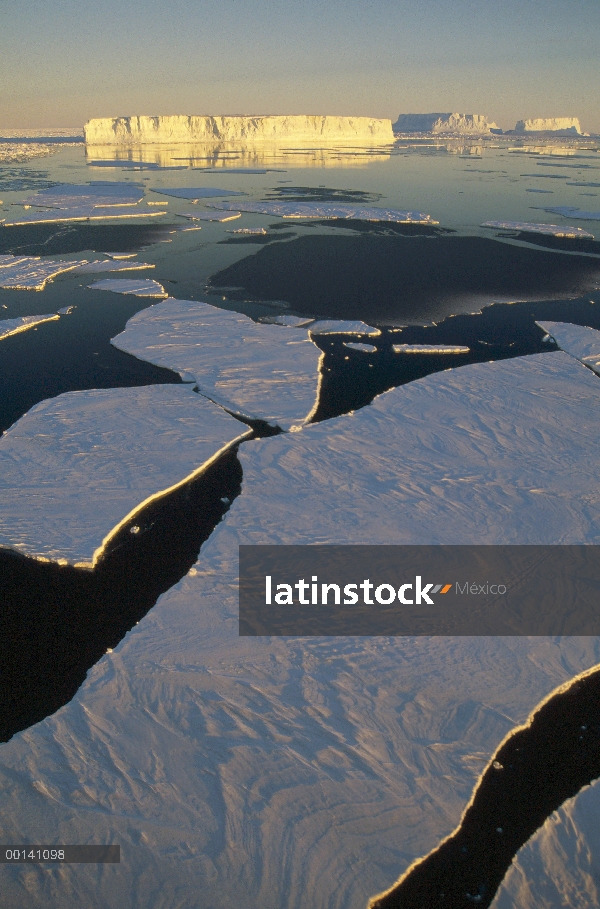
[177,211,241,222]
[482,220,594,239]
[393,344,470,354]
[0,314,60,340]
[152,187,246,200]
[229,227,267,235]
[129,525,140,535]
[88,278,167,298]
[309,320,381,337]
[344,342,377,352]
[57,306,75,315]
[493,760,503,770]
[220,497,230,505]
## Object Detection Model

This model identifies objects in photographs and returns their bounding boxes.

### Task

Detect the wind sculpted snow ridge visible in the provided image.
[2,353,600,908]
[0,385,250,568]
[111,297,323,430]
[0,313,59,339]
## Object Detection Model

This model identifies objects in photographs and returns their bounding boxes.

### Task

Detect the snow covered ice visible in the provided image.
[0,313,59,340]
[309,319,381,336]
[3,207,167,226]
[0,385,250,567]
[209,200,438,222]
[482,220,594,239]
[20,182,145,208]
[152,187,246,200]
[112,297,323,430]
[88,278,167,298]
[2,353,600,908]
[538,206,600,222]
[0,254,154,290]
[537,321,600,376]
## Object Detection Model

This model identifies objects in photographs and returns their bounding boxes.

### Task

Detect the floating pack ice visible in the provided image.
[111,297,323,430]
[0,255,85,290]
[20,182,145,208]
[3,207,167,226]
[4,355,600,909]
[152,187,246,200]
[482,220,594,239]
[73,259,154,274]
[177,210,241,222]
[209,200,438,222]
[536,321,600,375]
[309,319,381,336]
[0,313,59,340]
[344,341,377,352]
[393,344,471,354]
[537,206,600,222]
[0,385,250,567]
[88,278,167,298]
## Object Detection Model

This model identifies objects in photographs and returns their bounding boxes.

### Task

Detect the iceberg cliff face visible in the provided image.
[393,113,499,135]
[84,115,394,146]
[514,117,583,135]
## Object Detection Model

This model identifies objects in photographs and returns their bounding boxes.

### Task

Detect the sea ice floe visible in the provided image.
[177,210,241,222]
[344,341,377,352]
[393,344,470,354]
[0,256,84,290]
[73,259,154,274]
[3,207,167,226]
[266,315,315,327]
[88,278,168,298]
[152,187,246,200]
[0,385,250,567]
[20,182,145,208]
[536,321,600,375]
[3,353,600,909]
[482,220,594,239]
[537,206,600,221]
[309,319,381,336]
[209,200,438,222]
[111,298,323,430]
[0,313,59,340]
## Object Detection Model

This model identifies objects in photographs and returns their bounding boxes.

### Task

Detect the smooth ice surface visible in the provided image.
[539,206,600,221]
[3,207,167,226]
[0,255,85,290]
[3,354,600,909]
[537,321,600,376]
[112,298,323,429]
[309,319,381,336]
[0,385,249,567]
[393,344,471,354]
[152,187,246,200]
[209,200,438,222]
[21,182,145,208]
[0,313,59,340]
[88,278,167,297]
[177,210,241,222]
[491,779,600,909]
[482,220,594,239]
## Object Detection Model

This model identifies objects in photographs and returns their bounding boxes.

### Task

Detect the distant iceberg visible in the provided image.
[393,113,500,135]
[514,118,585,136]
[84,115,395,147]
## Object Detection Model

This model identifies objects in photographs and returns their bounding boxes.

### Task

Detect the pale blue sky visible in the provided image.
[1,0,599,131]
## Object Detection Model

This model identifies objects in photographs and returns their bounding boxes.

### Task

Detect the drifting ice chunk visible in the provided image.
[230,227,268,235]
[266,315,315,327]
[112,297,322,430]
[482,220,594,239]
[0,255,85,290]
[0,385,249,567]
[209,200,438,222]
[538,206,600,221]
[3,207,167,225]
[177,210,241,222]
[536,321,600,375]
[309,319,381,336]
[72,259,154,274]
[393,344,470,354]
[344,341,377,352]
[152,187,246,200]
[88,278,167,298]
[4,355,600,909]
[21,182,145,208]
[0,313,59,340]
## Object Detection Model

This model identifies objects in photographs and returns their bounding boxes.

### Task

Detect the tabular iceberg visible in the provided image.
[84,115,395,147]
[514,118,584,136]
[393,113,500,135]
